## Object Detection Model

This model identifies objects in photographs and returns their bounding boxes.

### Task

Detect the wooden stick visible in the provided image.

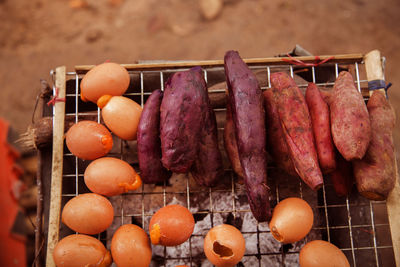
[75,53,364,73]
[45,66,66,267]
[364,50,400,266]
[364,50,386,97]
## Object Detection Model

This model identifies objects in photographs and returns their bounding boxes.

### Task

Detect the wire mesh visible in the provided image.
[55,59,396,267]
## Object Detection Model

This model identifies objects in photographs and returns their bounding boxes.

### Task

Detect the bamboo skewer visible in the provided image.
[45,66,66,267]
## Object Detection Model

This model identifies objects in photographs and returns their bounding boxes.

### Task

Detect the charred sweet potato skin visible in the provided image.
[191,95,224,187]
[160,67,208,173]
[223,98,245,179]
[330,71,371,161]
[224,50,271,222]
[137,89,172,183]
[353,91,396,200]
[263,90,297,176]
[330,153,354,197]
[305,83,336,174]
[271,72,323,191]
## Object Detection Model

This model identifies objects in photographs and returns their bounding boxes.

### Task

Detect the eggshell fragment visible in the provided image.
[53,234,112,267]
[149,204,194,246]
[97,95,142,140]
[269,197,313,243]
[61,193,114,235]
[65,120,113,160]
[299,240,350,267]
[80,62,130,103]
[84,157,142,196]
[204,224,245,267]
[111,224,152,267]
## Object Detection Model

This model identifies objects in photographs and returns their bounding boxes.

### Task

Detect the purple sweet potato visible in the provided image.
[330,152,354,197]
[353,91,396,200]
[224,50,271,222]
[137,89,172,183]
[271,72,323,191]
[330,71,371,161]
[305,83,336,174]
[263,89,297,176]
[160,67,208,173]
[223,98,245,179]
[191,93,224,187]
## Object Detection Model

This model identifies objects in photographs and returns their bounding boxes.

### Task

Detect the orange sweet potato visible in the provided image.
[271,72,323,191]
[305,83,336,174]
[330,71,371,161]
[263,89,297,176]
[353,91,396,200]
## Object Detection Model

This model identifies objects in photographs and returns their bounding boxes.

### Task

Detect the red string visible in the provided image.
[47,88,66,106]
[281,53,335,67]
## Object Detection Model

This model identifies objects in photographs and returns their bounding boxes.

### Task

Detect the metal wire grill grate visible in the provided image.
[55,59,396,267]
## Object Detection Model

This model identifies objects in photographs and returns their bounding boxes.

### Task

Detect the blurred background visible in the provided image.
[0,0,399,266]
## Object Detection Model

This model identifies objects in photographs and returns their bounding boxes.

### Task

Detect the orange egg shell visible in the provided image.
[65,121,113,160]
[61,193,114,235]
[84,157,140,196]
[204,224,245,267]
[111,224,152,267]
[149,204,194,246]
[100,96,142,140]
[269,197,313,244]
[80,62,130,103]
[53,234,112,267]
[299,240,350,267]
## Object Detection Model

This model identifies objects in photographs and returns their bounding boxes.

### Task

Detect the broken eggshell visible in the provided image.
[204,224,245,267]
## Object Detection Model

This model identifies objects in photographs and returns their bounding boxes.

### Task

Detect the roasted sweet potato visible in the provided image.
[305,83,336,174]
[191,95,224,187]
[353,91,396,200]
[160,67,208,173]
[271,72,323,191]
[223,98,245,179]
[263,90,297,176]
[224,50,271,222]
[137,89,172,183]
[330,71,371,161]
[330,152,354,197]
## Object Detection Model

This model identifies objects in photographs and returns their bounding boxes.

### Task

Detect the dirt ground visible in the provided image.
[0,0,399,148]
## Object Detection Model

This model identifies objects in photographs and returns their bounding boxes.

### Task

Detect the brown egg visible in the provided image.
[149,204,194,246]
[53,234,112,267]
[84,157,142,196]
[61,193,114,235]
[269,197,313,243]
[299,240,350,267]
[111,224,152,267]
[80,62,130,103]
[97,95,143,140]
[65,120,113,160]
[204,224,245,267]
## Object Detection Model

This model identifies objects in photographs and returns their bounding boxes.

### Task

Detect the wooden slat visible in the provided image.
[75,53,364,73]
[387,163,400,266]
[364,50,386,96]
[364,50,399,265]
[45,66,66,267]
